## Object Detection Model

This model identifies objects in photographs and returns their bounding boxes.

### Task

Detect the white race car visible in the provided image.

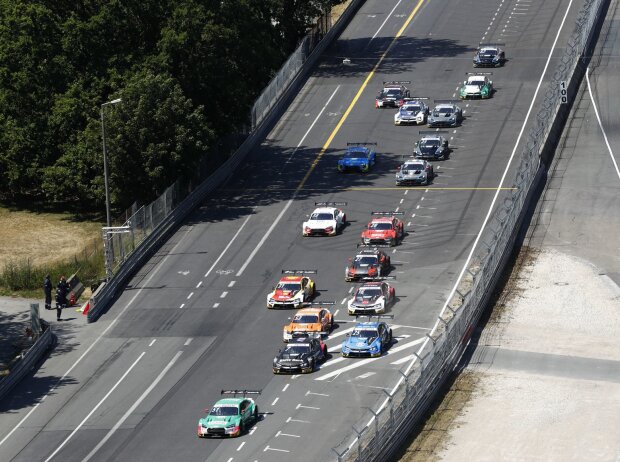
[302,203,346,236]
[394,99,428,125]
[347,281,395,315]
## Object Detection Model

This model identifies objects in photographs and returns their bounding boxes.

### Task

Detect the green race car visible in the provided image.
[197,390,260,438]
[459,74,493,99]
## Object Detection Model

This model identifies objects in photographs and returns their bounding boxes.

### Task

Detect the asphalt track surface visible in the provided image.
[0,0,587,461]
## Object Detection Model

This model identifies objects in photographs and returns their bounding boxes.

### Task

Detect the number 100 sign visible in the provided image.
[560,81,568,104]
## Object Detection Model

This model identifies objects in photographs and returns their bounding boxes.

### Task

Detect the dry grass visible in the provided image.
[395,372,481,462]
[0,207,102,268]
[332,0,353,22]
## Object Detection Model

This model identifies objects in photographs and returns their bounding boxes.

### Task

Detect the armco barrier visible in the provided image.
[87,0,365,322]
[0,320,54,402]
[331,0,610,460]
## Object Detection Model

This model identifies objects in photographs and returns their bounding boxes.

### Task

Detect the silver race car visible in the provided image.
[395,159,434,186]
[428,101,463,128]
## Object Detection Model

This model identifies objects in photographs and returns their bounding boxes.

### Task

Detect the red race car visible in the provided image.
[360,212,405,247]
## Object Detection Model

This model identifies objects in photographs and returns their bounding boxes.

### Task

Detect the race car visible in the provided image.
[302,202,346,236]
[459,73,493,99]
[375,81,411,108]
[282,306,333,341]
[337,143,377,173]
[395,159,434,186]
[360,212,405,247]
[273,336,327,374]
[197,390,260,438]
[473,43,506,67]
[413,132,450,160]
[347,281,395,315]
[341,318,393,357]
[427,101,463,128]
[394,98,429,125]
[267,271,316,309]
[345,248,391,282]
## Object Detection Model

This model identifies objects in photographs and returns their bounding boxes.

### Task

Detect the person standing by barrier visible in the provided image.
[55,276,69,321]
[43,274,52,310]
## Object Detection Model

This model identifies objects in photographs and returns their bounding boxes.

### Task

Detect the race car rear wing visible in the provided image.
[306,301,336,306]
[282,269,317,274]
[402,97,429,101]
[315,201,347,206]
[371,211,405,216]
[465,72,493,75]
[357,243,392,248]
[346,142,377,146]
[362,276,396,281]
[221,389,262,396]
[383,80,411,86]
[433,99,461,104]
[291,331,326,339]
[478,42,505,47]
[355,314,394,321]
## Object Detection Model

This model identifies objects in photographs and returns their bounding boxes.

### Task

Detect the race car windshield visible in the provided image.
[404,164,424,171]
[276,283,301,291]
[470,80,485,86]
[352,329,378,338]
[403,105,420,112]
[293,314,318,323]
[310,212,334,220]
[421,140,440,148]
[434,107,453,116]
[385,89,400,97]
[283,345,311,355]
[345,151,367,158]
[210,406,238,416]
[369,222,392,230]
[356,288,381,299]
[481,49,497,55]
[354,256,378,266]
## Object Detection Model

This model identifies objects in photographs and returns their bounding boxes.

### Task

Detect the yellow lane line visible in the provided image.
[295,0,427,191]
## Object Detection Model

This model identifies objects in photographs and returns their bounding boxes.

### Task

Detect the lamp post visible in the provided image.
[100,98,122,227]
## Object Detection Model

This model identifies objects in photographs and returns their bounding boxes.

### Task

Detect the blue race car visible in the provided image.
[337,143,377,173]
[341,320,392,357]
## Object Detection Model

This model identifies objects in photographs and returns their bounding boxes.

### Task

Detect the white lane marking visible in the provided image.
[276,431,301,438]
[45,352,147,461]
[371,0,404,40]
[220,291,228,298]
[282,384,290,392]
[420,196,425,201]
[264,446,290,453]
[416,205,420,209]
[391,355,415,365]
[148,339,156,347]
[237,442,245,451]
[399,198,404,204]
[249,426,257,435]
[184,338,193,346]
[226,458,233,462]
[586,68,620,181]
[286,417,311,424]
[395,206,400,212]
[81,351,183,462]
[334,309,340,316]
[212,302,220,308]
[204,213,253,278]
[356,372,376,379]
[296,404,320,410]
[272,397,279,406]
[306,391,329,397]
[187,292,194,299]
[179,303,185,309]
[315,337,426,381]
[196,281,203,288]
[228,280,236,288]
[348,287,354,294]
[411,213,416,218]
[404,189,409,195]
[341,297,347,305]
[0,225,194,450]
[344,0,579,456]
[407,221,411,227]
[327,326,355,340]
[285,85,341,163]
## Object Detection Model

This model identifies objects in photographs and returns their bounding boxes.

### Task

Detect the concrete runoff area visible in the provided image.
[396,1,620,459]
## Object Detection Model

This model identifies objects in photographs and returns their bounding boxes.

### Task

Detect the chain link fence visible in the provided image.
[331,0,609,460]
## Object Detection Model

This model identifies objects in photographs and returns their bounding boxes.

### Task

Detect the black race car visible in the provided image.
[375,81,411,108]
[345,248,391,282]
[473,44,506,67]
[272,336,327,374]
[414,132,450,160]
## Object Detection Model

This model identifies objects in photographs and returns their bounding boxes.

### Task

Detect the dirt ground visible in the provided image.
[0,207,102,268]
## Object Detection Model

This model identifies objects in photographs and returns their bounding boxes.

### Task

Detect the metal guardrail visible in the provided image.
[331,0,610,460]
[0,320,53,402]
[87,0,366,322]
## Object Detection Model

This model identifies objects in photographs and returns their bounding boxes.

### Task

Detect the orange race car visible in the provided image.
[360,212,405,247]
[282,306,334,342]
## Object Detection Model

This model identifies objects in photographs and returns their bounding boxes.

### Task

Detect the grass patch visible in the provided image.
[0,206,104,298]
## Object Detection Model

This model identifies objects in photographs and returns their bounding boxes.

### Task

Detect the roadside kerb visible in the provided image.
[331,0,610,460]
[0,320,54,402]
[87,0,365,322]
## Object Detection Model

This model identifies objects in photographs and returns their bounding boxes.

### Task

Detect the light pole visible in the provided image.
[100,98,122,227]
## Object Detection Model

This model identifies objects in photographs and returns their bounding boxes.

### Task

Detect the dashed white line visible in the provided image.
[179,303,185,309]
[282,384,290,392]
[228,280,236,288]
[306,391,330,397]
[196,281,203,288]
[264,446,290,453]
[296,404,320,410]
[149,339,156,347]
[340,297,347,305]
[286,417,311,424]
[187,292,194,299]
[334,309,340,316]
[272,397,279,406]
[371,0,404,40]
[237,442,246,451]
[220,291,228,298]
[212,302,220,308]
[399,198,404,204]
[276,431,301,438]
[184,338,193,346]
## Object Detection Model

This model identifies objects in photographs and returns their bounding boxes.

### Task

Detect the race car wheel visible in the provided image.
[239,421,245,436]
[361,164,369,173]
[330,318,334,332]
[254,406,259,422]
[388,329,393,344]
[343,214,347,225]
